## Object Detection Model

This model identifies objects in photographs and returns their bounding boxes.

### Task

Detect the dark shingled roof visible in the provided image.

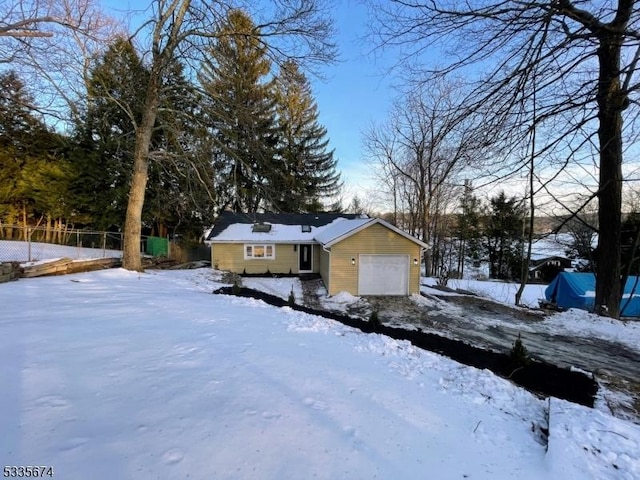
[206,212,361,240]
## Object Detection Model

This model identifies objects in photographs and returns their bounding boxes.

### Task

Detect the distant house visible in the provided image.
[528,255,573,283]
[205,212,428,296]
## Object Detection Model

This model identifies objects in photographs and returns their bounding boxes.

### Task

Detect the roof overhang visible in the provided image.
[210,239,319,244]
[318,218,429,249]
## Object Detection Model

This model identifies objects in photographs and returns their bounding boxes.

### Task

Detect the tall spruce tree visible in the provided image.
[199,9,279,212]
[455,180,481,276]
[273,60,340,212]
[77,37,213,237]
[75,37,148,230]
[482,191,526,280]
[145,59,217,241]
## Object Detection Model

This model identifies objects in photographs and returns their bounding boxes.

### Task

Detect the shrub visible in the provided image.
[232,280,241,295]
[369,310,381,331]
[510,333,530,369]
[288,288,295,306]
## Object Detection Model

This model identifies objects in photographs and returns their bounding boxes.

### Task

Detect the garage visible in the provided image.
[358,254,409,295]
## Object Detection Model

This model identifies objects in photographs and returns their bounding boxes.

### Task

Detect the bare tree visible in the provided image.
[118,0,336,270]
[367,1,640,318]
[1,0,120,126]
[0,0,107,42]
[363,81,490,274]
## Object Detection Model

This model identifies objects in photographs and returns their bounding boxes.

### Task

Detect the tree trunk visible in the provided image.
[595,34,625,318]
[122,75,160,272]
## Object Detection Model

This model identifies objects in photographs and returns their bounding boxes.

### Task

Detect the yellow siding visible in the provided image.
[212,243,319,274]
[328,223,422,296]
[319,247,330,293]
[313,244,321,272]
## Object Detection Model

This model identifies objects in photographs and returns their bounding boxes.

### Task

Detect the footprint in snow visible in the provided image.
[303,397,328,411]
[162,449,184,465]
[60,437,88,452]
[34,395,69,408]
[262,411,282,420]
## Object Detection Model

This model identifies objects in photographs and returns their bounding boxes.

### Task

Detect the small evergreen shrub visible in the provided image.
[288,288,296,306]
[510,333,530,369]
[232,280,241,295]
[369,310,381,331]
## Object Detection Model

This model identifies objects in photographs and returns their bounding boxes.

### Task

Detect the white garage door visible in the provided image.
[358,255,409,295]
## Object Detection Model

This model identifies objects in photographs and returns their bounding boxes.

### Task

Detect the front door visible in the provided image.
[299,244,313,272]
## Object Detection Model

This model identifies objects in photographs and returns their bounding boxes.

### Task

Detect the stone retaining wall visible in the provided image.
[0,262,19,283]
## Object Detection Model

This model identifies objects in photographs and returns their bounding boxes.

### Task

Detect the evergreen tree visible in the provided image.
[144,58,215,240]
[482,191,526,280]
[0,71,70,230]
[74,37,148,230]
[272,60,341,212]
[455,180,482,276]
[77,37,214,238]
[199,9,279,212]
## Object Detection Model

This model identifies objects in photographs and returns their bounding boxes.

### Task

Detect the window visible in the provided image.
[301,225,312,233]
[252,223,272,233]
[244,244,275,259]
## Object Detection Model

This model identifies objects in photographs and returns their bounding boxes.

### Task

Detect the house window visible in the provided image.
[244,244,275,259]
[301,225,312,233]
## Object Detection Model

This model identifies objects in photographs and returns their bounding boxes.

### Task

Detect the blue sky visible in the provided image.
[102,0,394,206]
[308,1,395,203]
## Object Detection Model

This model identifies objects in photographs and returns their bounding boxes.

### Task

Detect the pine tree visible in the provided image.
[76,37,213,238]
[0,71,70,230]
[144,58,216,240]
[482,191,526,280]
[272,60,341,212]
[456,180,482,276]
[74,37,148,230]
[199,9,279,212]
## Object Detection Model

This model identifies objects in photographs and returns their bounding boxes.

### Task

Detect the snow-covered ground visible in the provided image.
[243,274,640,355]
[420,278,640,353]
[0,239,122,262]
[2,268,640,479]
[425,277,547,308]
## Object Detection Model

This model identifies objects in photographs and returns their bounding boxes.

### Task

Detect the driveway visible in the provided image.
[300,278,640,423]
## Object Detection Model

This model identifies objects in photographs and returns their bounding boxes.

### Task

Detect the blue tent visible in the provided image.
[545,272,640,317]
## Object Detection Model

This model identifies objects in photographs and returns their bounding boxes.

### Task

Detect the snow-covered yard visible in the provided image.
[0,239,122,263]
[2,268,639,479]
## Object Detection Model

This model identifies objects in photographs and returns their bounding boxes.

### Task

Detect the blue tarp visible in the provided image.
[545,272,640,317]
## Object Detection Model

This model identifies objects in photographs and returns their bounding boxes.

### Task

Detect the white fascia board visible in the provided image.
[318,218,429,249]
[210,239,320,244]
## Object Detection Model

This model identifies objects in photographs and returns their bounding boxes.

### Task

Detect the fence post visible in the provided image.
[27,227,32,262]
[102,232,107,258]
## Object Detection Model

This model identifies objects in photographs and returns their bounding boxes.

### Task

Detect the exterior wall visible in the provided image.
[319,247,331,293]
[327,223,422,296]
[212,243,320,274]
[312,244,321,273]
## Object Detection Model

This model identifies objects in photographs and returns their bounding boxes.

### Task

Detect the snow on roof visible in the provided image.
[210,222,320,243]
[313,217,374,246]
[210,215,428,248]
[531,234,572,259]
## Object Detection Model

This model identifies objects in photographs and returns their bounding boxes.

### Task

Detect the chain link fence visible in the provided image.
[0,225,169,263]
